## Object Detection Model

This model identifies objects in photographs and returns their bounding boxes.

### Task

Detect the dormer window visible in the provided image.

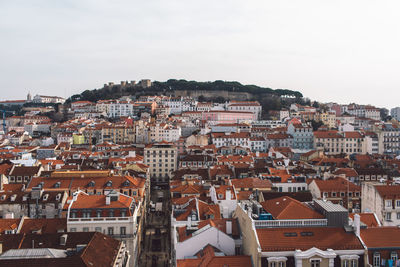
[106,180,112,187]
[88,181,95,187]
[54,182,61,188]
[391,252,398,262]
[122,180,130,187]
[373,252,380,267]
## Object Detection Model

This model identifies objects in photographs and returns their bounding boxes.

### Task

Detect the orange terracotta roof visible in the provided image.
[311,177,360,192]
[231,178,272,189]
[349,213,380,228]
[0,219,20,233]
[261,196,324,220]
[314,130,343,139]
[375,185,400,199]
[19,218,67,234]
[333,168,358,177]
[257,227,363,251]
[360,227,400,248]
[67,192,133,210]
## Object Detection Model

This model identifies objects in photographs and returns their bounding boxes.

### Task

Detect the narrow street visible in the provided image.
[138,183,171,267]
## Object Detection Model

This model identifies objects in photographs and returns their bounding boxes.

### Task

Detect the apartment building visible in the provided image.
[377,123,400,155]
[362,183,400,226]
[287,123,314,149]
[101,125,135,144]
[227,101,262,120]
[64,190,141,264]
[314,130,365,155]
[149,123,181,143]
[391,107,400,121]
[144,141,178,182]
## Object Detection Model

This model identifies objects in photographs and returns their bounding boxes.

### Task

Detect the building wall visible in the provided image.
[144,144,178,182]
[361,183,384,223]
[175,227,235,259]
[233,205,261,267]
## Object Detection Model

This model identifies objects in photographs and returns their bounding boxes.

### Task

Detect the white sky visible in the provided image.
[1,0,400,108]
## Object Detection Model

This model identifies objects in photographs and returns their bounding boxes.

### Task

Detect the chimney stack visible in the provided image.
[354,214,360,236]
[226,220,232,235]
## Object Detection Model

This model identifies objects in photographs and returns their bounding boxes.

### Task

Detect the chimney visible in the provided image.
[226,220,232,235]
[247,206,252,217]
[60,234,68,246]
[354,214,360,236]
[226,187,232,200]
[106,196,110,205]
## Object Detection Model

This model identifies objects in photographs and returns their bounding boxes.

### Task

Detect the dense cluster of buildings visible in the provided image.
[0,91,400,266]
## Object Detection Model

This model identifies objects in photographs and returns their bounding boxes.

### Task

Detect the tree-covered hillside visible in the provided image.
[67,79,303,103]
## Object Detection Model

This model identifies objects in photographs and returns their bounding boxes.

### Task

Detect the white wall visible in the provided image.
[175,226,235,259]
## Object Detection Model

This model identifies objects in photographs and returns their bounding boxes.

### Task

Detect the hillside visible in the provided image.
[67,79,306,116]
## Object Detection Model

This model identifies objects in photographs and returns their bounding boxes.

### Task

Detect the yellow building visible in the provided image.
[72,133,85,145]
[102,125,135,144]
[320,112,336,129]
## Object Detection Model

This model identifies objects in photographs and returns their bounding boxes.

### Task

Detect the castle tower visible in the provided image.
[27,92,32,101]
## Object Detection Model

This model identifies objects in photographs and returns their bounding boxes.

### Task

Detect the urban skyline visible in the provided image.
[1,0,400,108]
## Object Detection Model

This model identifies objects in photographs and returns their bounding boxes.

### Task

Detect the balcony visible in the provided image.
[68,216,132,223]
[254,219,328,228]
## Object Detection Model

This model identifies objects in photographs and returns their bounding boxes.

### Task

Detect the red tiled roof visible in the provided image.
[314,131,343,139]
[349,213,380,228]
[311,177,360,192]
[67,192,133,210]
[0,219,20,233]
[260,196,324,220]
[360,227,400,248]
[375,185,400,199]
[257,227,363,251]
[231,178,272,189]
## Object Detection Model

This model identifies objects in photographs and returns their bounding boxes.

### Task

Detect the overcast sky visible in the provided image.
[1,0,400,108]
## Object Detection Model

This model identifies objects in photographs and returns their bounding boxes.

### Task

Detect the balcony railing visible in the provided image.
[254,219,327,228]
[68,216,132,223]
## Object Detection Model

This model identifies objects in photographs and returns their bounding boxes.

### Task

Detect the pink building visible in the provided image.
[202,111,256,124]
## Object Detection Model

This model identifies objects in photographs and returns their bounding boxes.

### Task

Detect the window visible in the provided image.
[95,227,102,232]
[83,227,89,232]
[397,213,400,220]
[386,200,392,207]
[386,212,392,221]
[342,260,357,267]
[108,227,114,235]
[311,260,320,267]
[397,200,400,207]
[120,227,126,235]
[373,253,380,267]
[70,228,76,232]
[391,252,398,262]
